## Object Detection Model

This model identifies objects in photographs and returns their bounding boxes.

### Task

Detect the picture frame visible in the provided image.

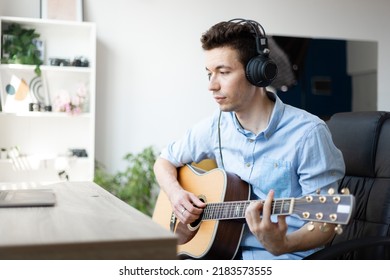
[0,73,34,113]
[1,34,14,60]
[40,0,83,22]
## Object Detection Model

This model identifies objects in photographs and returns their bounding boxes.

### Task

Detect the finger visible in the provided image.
[245,201,263,225]
[189,193,207,208]
[177,204,202,225]
[181,194,206,215]
[262,189,275,221]
[277,214,288,231]
[174,204,185,217]
[180,206,187,215]
[177,203,199,220]
[174,205,188,222]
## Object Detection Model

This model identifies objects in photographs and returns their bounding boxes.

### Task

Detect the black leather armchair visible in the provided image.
[305,111,390,259]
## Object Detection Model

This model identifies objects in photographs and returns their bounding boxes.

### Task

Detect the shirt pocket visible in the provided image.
[256,158,292,198]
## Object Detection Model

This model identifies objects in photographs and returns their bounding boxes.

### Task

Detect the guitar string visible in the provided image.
[203,200,295,219]
[204,199,338,209]
[202,198,335,220]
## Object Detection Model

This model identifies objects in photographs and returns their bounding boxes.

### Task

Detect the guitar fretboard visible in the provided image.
[202,198,295,221]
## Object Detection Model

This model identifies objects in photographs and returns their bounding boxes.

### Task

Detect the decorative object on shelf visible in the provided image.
[29,75,51,111]
[52,83,88,115]
[6,75,29,100]
[40,0,84,22]
[58,170,69,181]
[69,148,88,157]
[2,74,33,113]
[49,58,71,66]
[0,148,7,160]
[7,146,21,159]
[72,56,89,67]
[0,16,96,182]
[49,56,89,67]
[1,23,43,76]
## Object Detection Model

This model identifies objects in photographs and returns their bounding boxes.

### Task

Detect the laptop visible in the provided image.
[0,189,56,207]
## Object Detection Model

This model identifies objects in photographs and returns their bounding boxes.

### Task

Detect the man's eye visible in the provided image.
[207,73,212,80]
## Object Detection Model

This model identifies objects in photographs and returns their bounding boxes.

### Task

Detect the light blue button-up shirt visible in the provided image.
[160,92,345,259]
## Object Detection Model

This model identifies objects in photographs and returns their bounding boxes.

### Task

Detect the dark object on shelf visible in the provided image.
[49,58,70,66]
[58,170,69,181]
[70,149,88,157]
[29,103,52,112]
[72,56,89,67]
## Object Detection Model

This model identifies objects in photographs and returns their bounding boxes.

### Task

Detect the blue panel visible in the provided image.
[277,38,352,120]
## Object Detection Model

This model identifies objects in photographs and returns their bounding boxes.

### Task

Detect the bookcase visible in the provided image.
[0,16,96,184]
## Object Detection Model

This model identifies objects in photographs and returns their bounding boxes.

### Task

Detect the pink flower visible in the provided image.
[53,84,88,115]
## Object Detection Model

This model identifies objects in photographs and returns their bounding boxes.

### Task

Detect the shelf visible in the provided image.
[0,16,95,28]
[0,111,91,118]
[0,156,90,164]
[0,64,92,73]
[0,16,96,183]
[0,155,92,183]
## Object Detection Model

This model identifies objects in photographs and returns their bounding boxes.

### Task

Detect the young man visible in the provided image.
[153,19,345,259]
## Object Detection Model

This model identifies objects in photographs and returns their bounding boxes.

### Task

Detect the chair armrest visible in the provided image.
[303,236,390,260]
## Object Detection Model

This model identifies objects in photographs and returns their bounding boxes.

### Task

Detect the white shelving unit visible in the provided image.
[0,16,96,184]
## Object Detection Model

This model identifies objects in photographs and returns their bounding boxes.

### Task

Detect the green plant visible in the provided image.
[94,146,159,216]
[1,23,43,76]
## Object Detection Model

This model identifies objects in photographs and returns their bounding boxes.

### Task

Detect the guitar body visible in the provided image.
[153,165,354,260]
[152,165,250,259]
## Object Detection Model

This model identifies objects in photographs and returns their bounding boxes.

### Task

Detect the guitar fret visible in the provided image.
[271,199,293,215]
[279,200,284,214]
[203,199,297,221]
[201,195,351,224]
[272,199,277,214]
[203,201,250,220]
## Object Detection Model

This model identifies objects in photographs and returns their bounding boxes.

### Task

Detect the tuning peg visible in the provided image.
[340,188,350,195]
[319,223,330,232]
[307,222,315,232]
[328,188,335,195]
[315,212,323,220]
[319,196,327,203]
[334,224,343,235]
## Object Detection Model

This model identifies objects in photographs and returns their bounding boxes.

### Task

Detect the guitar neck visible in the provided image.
[202,198,294,220]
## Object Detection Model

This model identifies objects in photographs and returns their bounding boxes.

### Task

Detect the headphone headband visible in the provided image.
[228,18,268,54]
[227,18,278,87]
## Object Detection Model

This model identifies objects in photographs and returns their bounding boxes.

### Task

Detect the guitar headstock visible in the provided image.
[291,190,355,233]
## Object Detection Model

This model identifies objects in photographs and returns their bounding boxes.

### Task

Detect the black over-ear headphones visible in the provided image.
[228,18,278,87]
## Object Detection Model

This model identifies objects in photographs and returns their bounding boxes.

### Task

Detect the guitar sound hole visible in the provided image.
[176,199,205,245]
[188,196,205,231]
[189,212,203,230]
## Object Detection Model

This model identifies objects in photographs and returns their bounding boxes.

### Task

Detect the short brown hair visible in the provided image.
[200,21,258,67]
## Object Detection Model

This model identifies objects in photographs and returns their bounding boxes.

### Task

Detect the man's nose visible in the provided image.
[208,75,220,92]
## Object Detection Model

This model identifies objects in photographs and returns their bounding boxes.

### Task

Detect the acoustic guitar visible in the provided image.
[152,164,354,260]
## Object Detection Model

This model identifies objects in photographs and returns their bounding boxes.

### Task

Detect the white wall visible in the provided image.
[2,0,390,173]
[347,41,378,111]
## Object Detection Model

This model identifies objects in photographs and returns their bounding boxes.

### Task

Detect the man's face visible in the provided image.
[205,47,256,113]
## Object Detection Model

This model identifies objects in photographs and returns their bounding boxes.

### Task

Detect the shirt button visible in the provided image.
[246,163,251,167]
[248,139,254,143]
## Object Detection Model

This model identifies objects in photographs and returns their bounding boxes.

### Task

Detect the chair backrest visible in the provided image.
[325,111,390,259]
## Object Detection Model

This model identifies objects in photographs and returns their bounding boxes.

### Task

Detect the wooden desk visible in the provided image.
[0,181,177,259]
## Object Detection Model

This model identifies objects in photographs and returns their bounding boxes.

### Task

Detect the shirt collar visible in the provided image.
[232,91,285,140]
[263,91,285,139]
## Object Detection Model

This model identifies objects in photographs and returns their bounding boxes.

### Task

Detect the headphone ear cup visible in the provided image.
[245,55,278,87]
